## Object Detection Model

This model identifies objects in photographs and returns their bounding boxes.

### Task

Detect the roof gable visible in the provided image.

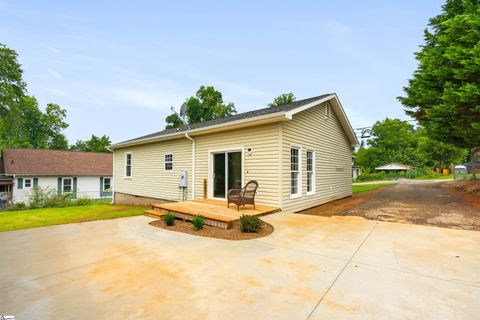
[2,149,112,176]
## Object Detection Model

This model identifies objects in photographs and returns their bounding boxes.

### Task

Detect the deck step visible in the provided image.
[144,209,166,219]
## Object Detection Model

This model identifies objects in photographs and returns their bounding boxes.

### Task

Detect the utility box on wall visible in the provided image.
[179,170,188,188]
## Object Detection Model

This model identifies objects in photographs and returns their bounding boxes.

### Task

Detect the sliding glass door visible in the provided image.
[213,151,242,198]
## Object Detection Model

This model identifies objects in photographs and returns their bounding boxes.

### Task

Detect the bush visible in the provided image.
[240,215,262,233]
[192,215,204,230]
[44,194,72,208]
[4,202,27,211]
[361,172,387,181]
[29,186,56,208]
[164,212,176,226]
[75,197,93,206]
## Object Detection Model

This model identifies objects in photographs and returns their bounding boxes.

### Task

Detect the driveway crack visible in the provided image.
[305,222,378,320]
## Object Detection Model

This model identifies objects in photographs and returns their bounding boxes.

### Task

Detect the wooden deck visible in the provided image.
[145,199,280,229]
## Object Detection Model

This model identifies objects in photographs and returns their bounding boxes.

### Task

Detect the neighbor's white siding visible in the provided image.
[281,102,353,212]
[193,123,281,207]
[113,137,193,201]
[12,176,110,203]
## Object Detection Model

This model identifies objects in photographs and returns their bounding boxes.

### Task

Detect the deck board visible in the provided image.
[147,199,280,228]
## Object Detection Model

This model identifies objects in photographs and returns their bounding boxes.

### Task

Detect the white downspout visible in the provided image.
[184,133,195,200]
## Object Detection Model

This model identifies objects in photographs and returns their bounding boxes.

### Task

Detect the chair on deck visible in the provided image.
[227,180,259,211]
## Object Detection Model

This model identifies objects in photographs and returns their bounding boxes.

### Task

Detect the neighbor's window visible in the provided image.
[307,150,315,194]
[125,153,132,177]
[103,177,111,191]
[325,103,331,117]
[164,153,173,171]
[24,178,32,188]
[63,178,72,194]
[290,147,301,197]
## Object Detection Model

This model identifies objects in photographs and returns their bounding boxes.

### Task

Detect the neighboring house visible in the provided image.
[0,148,113,206]
[375,163,412,171]
[110,93,358,212]
[352,156,362,179]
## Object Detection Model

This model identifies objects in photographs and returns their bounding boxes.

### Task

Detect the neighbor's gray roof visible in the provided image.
[116,94,332,145]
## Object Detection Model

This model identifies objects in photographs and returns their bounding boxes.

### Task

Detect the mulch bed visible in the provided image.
[149,219,274,240]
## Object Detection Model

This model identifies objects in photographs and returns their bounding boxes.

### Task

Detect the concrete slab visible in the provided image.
[260,212,377,260]
[1,212,479,319]
[352,222,480,286]
[309,263,480,320]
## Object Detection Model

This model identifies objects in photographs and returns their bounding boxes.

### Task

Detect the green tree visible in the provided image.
[165,86,236,129]
[165,113,184,129]
[0,43,26,117]
[416,133,467,169]
[71,134,112,153]
[268,93,296,107]
[354,118,421,169]
[0,43,27,146]
[0,43,70,150]
[398,0,480,177]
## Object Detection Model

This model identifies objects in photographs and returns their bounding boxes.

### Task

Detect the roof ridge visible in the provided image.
[2,147,111,155]
[114,93,334,146]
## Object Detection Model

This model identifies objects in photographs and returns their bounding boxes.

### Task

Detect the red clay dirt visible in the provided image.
[301,180,480,231]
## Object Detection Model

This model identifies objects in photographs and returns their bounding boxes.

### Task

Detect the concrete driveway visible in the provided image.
[1,213,479,319]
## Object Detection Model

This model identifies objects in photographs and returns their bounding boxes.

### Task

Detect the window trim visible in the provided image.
[103,177,112,191]
[290,146,302,199]
[306,149,316,196]
[164,153,173,171]
[62,177,73,195]
[24,178,32,189]
[124,152,132,178]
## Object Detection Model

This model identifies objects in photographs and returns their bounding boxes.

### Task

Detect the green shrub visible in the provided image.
[192,215,204,230]
[240,215,262,233]
[75,197,93,206]
[164,212,176,226]
[28,186,57,208]
[44,194,72,208]
[4,202,27,211]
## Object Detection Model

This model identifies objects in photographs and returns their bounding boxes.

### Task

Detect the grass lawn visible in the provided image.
[353,183,397,194]
[0,205,147,232]
[413,174,454,180]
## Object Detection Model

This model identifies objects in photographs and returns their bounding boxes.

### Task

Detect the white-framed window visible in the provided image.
[103,177,111,191]
[62,177,73,194]
[24,178,32,188]
[307,150,315,195]
[164,153,173,171]
[325,102,331,117]
[290,147,301,198]
[125,152,132,177]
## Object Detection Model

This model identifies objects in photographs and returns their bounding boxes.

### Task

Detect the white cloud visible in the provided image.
[47,46,60,53]
[85,91,104,106]
[47,68,61,78]
[105,86,183,111]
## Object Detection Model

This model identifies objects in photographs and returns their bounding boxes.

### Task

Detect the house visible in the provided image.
[110,93,358,212]
[0,148,113,206]
[352,156,363,179]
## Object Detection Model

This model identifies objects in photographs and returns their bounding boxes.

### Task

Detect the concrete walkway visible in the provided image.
[1,213,479,319]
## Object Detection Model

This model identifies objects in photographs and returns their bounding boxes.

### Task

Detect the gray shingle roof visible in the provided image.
[116,94,332,145]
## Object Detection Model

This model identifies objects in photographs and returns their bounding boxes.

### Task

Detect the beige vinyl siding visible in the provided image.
[281,102,352,212]
[194,123,280,207]
[113,137,192,201]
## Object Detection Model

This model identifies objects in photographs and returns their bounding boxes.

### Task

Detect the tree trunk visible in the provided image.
[471,148,478,181]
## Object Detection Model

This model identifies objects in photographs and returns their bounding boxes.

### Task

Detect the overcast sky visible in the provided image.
[0,0,444,143]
